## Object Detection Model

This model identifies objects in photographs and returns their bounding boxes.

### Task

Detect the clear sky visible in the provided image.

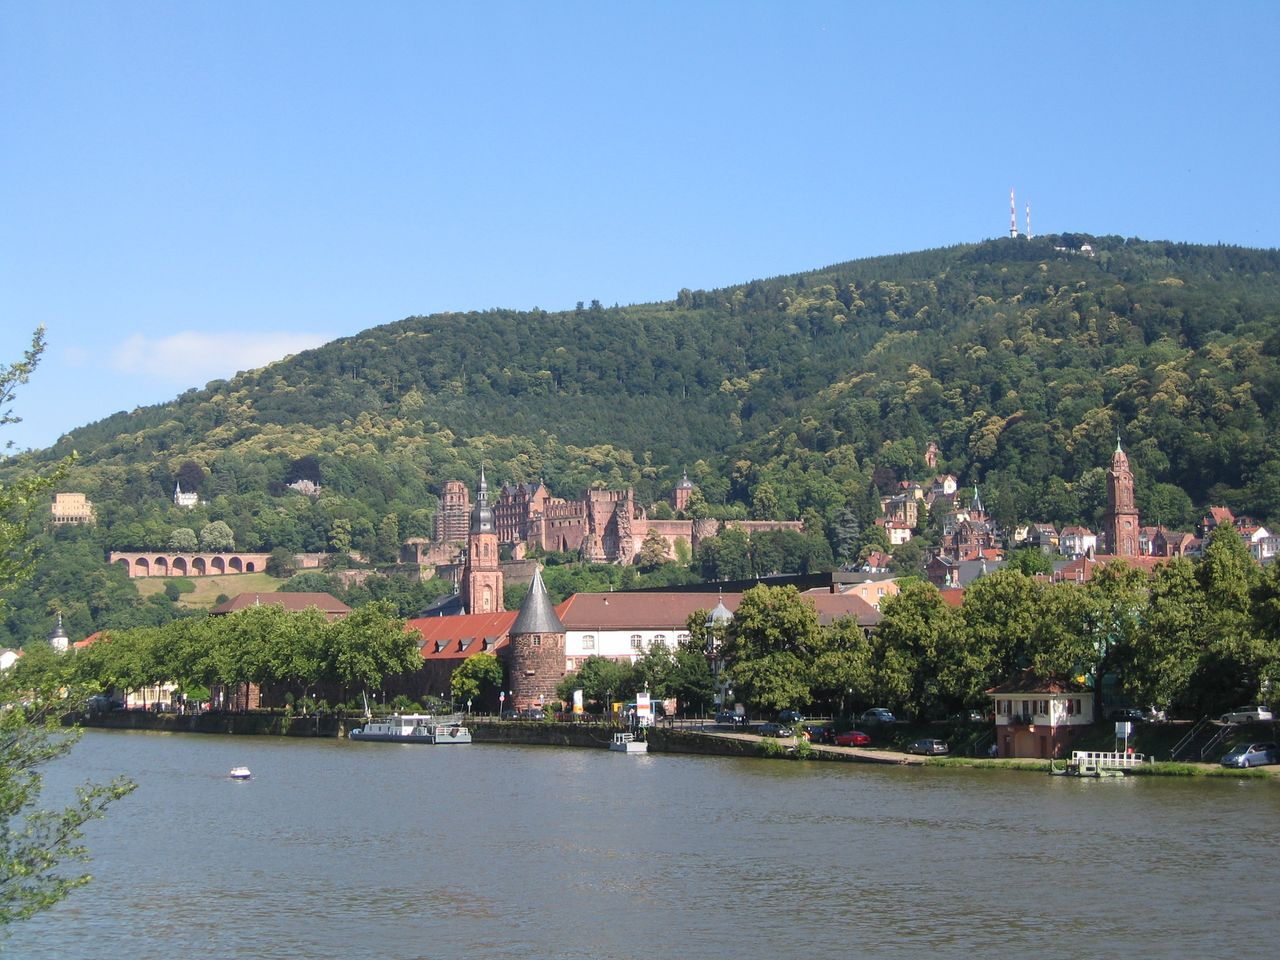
[3,2,1278,452]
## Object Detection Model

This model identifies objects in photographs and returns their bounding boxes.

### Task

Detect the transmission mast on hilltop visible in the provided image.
[1009,187,1018,238]
[1026,201,1032,240]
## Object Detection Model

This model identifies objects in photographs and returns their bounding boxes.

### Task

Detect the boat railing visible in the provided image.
[1069,750,1150,769]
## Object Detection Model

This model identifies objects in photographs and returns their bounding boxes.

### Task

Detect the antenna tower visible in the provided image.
[1026,201,1032,240]
[1009,188,1018,238]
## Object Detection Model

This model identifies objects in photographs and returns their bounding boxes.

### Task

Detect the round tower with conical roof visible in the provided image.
[507,566,564,710]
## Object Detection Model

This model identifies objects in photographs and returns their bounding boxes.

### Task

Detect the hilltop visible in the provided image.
[3,233,1279,642]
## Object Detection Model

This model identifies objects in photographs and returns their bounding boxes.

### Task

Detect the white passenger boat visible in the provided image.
[229,766,252,780]
[349,713,471,744]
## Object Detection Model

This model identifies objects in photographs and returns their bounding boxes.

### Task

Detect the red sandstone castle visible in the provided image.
[429,472,802,569]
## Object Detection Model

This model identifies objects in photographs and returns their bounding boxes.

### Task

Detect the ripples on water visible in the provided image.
[5,731,1278,959]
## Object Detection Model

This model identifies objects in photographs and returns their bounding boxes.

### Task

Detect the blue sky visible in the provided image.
[3,2,1278,452]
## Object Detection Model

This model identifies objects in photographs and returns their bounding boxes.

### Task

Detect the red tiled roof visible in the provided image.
[986,668,1086,695]
[406,611,519,661]
[1207,506,1235,526]
[74,631,106,650]
[938,587,965,608]
[558,589,883,630]
[1052,554,1167,583]
[210,592,351,616]
[559,592,744,631]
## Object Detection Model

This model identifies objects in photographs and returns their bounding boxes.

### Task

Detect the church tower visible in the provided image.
[507,566,565,711]
[1103,438,1139,557]
[462,468,504,614]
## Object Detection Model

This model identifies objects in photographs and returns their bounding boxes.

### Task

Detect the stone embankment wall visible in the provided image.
[80,711,341,737]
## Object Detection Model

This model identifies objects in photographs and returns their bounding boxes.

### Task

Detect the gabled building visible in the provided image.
[1198,505,1235,538]
[210,592,351,621]
[1059,526,1097,558]
[987,670,1093,759]
[51,492,95,525]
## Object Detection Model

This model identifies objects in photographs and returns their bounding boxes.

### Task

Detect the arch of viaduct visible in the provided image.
[109,551,274,579]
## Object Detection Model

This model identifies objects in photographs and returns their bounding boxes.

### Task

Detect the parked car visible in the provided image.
[906,738,950,755]
[801,724,833,744]
[757,722,794,738]
[951,710,985,723]
[1108,708,1146,722]
[716,710,748,726]
[832,729,871,747]
[1220,742,1278,768]
[1220,706,1274,723]
[778,709,806,724]
[860,708,895,724]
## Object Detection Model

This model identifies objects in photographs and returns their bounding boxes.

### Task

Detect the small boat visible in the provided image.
[229,766,252,780]
[429,723,472,744]
[349,713,470,744]
[609,732,647,754]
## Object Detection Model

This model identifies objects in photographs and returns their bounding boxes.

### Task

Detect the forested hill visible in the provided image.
[10,234,1280,554]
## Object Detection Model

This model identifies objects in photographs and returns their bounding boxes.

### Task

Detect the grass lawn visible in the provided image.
[134,571,284,608]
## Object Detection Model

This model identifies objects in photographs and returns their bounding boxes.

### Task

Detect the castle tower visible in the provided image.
[462,468,504,614]
[507,566,565,711]
[434,479,472,544]
[1103,438,1139,557]
[672,470,696,512]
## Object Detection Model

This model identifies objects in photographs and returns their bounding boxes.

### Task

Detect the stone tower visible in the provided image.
[463,469,504,614]
[1103,438,1139,557]
[671,470,695,512]
[507,566,565,711]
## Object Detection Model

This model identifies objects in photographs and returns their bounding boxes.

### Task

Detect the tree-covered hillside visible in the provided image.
[5,233,1279,568]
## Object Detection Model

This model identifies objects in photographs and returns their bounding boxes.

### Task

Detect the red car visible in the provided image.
[833,729,871,747]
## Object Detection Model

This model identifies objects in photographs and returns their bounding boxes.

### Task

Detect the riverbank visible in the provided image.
[76,712,1276,778]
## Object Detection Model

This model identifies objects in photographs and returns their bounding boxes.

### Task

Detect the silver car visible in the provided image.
[1220,742,1277,768]
[1220,705,1274,723]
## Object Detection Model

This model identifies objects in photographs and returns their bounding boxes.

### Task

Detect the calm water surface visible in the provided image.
[6,730,1279,959]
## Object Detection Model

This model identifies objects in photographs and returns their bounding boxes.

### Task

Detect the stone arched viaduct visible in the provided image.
[109,551,274,579]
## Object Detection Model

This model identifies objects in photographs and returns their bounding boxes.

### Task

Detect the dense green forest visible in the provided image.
[3,234,1279,645]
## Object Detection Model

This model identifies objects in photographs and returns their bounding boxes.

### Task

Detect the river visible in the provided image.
[5,730,1278,959]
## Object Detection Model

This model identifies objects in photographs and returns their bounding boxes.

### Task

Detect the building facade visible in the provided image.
[51,492,95,525]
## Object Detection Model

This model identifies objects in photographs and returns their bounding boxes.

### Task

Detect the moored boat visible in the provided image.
[349,713,470,744]
[609,732,647,754]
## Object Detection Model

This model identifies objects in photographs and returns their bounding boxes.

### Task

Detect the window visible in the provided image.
[531,636,541,647]
[653,634,668,648]
[630,635,643,650]
[581,635,596,651]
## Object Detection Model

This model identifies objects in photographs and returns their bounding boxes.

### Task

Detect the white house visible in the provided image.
[1059,525,1097,558]
[988,669,1094,759]
[556,589,882,673]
